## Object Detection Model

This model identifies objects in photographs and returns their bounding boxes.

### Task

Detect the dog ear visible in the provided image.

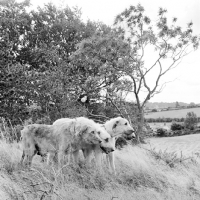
[74,124,88,136]
[81,125,89,133]
[112,120,119,130]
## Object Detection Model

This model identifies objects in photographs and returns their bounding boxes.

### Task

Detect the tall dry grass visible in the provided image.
[0,139,200,200]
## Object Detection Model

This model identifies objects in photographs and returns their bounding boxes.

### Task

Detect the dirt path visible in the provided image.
[146,134,200,157]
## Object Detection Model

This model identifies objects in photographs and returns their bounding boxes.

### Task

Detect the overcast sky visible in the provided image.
[19,0,200,103]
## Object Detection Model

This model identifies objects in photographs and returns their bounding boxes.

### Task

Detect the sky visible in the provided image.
[18,0,200,103]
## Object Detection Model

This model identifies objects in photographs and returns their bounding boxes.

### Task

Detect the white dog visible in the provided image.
[53,117,116,167]
[53,117,135,173]
[21,117,112,167]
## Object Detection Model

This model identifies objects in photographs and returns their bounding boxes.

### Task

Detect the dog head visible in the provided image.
[80,124,111,145]
[111,117,135,139]
[100,136,116,154]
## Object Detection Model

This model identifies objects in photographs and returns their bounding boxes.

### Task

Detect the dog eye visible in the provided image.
[105,138,109,142]
[125,123,127,125]
[97,131,100,135]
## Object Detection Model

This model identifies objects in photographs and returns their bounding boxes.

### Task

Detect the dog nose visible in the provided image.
[107,148,115,153]
[132,133,136,138]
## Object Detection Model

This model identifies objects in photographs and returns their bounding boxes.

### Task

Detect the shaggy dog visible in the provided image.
[53,117,135,173]
[53,118,116,167]
[21,117,112,166]
[83,117,135,174]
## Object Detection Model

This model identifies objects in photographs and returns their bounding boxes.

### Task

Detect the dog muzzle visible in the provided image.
[100,146,115,154]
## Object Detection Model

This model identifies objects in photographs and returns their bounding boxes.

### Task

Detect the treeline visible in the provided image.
[145,117,200,123]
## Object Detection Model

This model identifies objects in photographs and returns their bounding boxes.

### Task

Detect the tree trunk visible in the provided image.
[136,108,144,143]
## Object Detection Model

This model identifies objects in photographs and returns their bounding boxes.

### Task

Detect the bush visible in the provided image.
[171,123,184,131]
[171,130,184,136]
[184,112,198,130]
[150,148,192,168]
[156,128,169,137]
[0,118,23,142]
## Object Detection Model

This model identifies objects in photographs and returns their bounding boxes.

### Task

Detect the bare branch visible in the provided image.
[85,108,110,120]
[107,94,125,118]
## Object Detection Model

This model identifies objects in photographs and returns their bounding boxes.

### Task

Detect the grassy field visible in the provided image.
[0,136,200,200]
[145,107,200,118]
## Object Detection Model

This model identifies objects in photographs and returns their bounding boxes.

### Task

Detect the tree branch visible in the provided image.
[107,94,125,118]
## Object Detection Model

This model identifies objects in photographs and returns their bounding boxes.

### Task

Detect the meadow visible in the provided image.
[0,135,200,200]
[145,107,200,119]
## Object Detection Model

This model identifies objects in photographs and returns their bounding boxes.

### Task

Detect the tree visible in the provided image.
[184,112,198,130]
[175,101,180,108]
[113,4,199,142]
[0,0,98,123]
[70,25,131,111]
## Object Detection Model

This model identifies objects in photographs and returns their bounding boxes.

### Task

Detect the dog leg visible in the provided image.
[83,148,93,164]
[21,150,25,164]
[94,147,103,169]
[25,144,37,166]
[58,151,65,167]
[46,152,56,165]
[106,154,110,168]
[108,152,116,175]
[72,150,79,163]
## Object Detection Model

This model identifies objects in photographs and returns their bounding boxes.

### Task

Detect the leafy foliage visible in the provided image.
[171,123,184,131]
[0,1,97,124]
[156,128,169,137]
[113,4,200,141]
[184,112,198,130]
[0,1,199,144]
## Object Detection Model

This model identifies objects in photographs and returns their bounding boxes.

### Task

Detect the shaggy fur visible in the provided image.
[83,117,135,174]
[21,117,112,166]
[53,117,116,166]
[53,117,135,173]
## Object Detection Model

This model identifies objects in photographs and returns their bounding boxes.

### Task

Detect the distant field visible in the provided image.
[147,133,200,157]
[145,107,200,118]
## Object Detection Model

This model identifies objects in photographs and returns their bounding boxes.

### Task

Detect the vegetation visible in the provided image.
[154,112,200,137]
[145,107,200,120]
[184,112,198,130]
[0,139,200,200]
[113,5,199,141]
[0,0,199,142]
[171,122,184,131]
[0,1,200,199]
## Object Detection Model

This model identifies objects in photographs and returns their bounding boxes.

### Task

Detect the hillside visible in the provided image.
[145,107,200,118]
[0,139,200,200]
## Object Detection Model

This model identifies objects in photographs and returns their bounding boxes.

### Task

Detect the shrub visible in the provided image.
[184,112,198,130]
[0,118,22,142]
[171,130,183,136]
[171,123,184,131]
[150,148,192,168]
[156,128,169,137]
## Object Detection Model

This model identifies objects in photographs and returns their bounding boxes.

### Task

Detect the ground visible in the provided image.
[0,134,200,200]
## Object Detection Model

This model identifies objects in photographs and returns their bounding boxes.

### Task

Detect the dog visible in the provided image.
[53,117,116,167]
[21,117,113,167]
[53,117,135,173]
